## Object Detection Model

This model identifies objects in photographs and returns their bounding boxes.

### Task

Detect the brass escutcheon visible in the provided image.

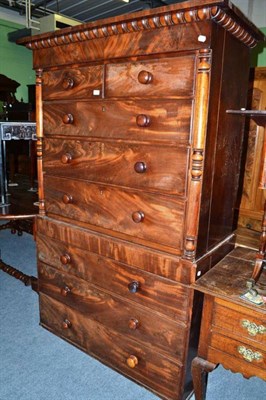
[241,319,266,337]
[238,346,263,363]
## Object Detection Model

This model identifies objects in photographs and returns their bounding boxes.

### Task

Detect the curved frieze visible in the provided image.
[24,5,259,50]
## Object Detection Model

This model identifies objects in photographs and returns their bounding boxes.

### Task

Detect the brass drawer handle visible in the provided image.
[241,319,266,337]
[237,346,263,363]
[138,70,153,84]
[60,253,71,265]
[62,77,74,90]
[134,162,147,174]
[62,113,74,124]
[126,355,138,368]
[62,319,71,329]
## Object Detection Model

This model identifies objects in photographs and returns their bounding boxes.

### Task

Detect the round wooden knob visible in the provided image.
[60,253,71,265]
[62,194,73,204]
[126,355,138,368]
[132,211,144,223]
[136,114,150,127]
[62,319,71,329]
[61,285,71,297]
[62,77,74,90]
[128,281,140,293]
[61,153,72,164]
[138,70,153,84]
[128,318,139,330]
[134,162,147,174]
[62,113,74,124]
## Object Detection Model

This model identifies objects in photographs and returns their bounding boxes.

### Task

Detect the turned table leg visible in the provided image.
[191,357,217,400]
[0,258,38,292]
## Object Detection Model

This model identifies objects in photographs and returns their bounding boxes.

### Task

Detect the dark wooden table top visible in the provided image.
[193,247,266,313]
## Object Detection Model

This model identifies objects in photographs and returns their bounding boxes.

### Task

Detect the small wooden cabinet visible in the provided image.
[18,1,263,399]
[238,67,266,232]
[192,247,266,400]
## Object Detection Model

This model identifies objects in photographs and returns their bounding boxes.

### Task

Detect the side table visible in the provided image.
[191,247,266,400]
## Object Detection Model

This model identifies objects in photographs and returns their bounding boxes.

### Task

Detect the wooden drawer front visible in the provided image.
[37,233,191,322]
[210,331,266,374]
[105,56,195,98]
[44,176,185,249]
[42,65,103,100]
[43,139,189,196]
[38,264,187,357]
[43,100,192,142]
[40,294,183,400]
[37,217,192,283]
[213,302,266,347]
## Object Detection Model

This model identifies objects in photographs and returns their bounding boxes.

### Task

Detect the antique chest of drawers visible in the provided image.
[18,1,264,399]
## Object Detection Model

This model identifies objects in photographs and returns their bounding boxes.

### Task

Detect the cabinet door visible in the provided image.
[238,67,266,232]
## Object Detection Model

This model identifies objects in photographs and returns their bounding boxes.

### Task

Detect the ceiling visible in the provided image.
[0,0,185,24]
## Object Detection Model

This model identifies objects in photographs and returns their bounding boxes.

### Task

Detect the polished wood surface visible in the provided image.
[37,233,191,320]
[192,247,266,400]
[238,68,266,231]
[42,138,189,194]
[40,293,183,400]
[43,100,192,141]
[18,1,264,399]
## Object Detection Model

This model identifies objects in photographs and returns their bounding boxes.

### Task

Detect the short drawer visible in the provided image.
[43,100,192,143]
[38,265,187,357]
[40,293,183,400]
[105,56,195,98]
[44,175,185,250]
[213,301,266,347]
[210,331,266,374]
[42,65,103,100]
[43,138,189,196]
[37,233,191,322]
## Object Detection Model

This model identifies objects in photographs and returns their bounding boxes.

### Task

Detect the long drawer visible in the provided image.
[38,263,187,357]
[209,331,266,378]
[37,233,191,321]
[42,65,103,100]
[40,293,183,400]
[43,100,192,142]
[44,175,185,249]
[43,138,189,195]
[213,300,266,348]
[36,217,193,282]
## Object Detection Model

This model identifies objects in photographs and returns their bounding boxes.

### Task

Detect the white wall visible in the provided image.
[233,0,266,27]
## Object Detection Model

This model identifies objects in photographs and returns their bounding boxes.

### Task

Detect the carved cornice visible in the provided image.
[23,5,260,51]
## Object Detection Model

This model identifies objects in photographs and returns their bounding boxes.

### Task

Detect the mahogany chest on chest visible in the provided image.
[19,1,263,399]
